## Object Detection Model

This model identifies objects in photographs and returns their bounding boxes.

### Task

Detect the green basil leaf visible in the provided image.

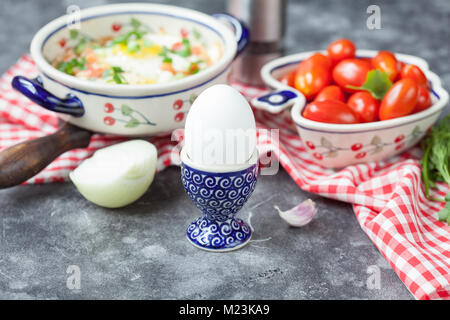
[347,70,392,100]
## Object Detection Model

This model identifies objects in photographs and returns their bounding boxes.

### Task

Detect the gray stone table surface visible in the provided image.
[0,0,449,300]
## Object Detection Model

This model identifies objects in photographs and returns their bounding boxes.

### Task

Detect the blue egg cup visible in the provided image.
[180,149,258,252]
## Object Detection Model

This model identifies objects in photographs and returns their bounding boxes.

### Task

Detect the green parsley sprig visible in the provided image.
[421,114,450,224]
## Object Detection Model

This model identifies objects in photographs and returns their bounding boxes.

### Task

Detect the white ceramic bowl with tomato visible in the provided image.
[11,3,248,136]
[253,50,449,168]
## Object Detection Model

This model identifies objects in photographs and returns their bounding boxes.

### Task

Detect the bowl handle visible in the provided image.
[251,87,306,114]
[212,13,250,58]
[11,76,85,117]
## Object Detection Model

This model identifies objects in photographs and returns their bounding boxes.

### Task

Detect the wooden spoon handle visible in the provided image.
[0,123,92,189]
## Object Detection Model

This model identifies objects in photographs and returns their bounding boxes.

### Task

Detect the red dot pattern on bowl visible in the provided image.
[104,116,115,126]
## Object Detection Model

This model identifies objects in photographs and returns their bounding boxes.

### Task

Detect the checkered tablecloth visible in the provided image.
[1,55,449,300]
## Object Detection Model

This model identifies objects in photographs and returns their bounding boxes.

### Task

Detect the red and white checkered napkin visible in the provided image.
[1,55,449,299]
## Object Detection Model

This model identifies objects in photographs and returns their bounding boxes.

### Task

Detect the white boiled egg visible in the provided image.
[184,84,256,166]
[70,140,157,208]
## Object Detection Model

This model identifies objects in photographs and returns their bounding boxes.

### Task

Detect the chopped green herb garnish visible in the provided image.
[109,18,149,50]
[127,40,140,53]
[159,46,173,63]
[74,37,87,55]
[188,62,200,74]
[173,38,191,57]
[103,66,127,84]
[57,57,86,75]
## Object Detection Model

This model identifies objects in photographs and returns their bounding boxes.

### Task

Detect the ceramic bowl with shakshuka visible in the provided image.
[12,3,249,136]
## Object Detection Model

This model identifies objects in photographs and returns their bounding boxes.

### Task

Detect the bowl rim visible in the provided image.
[30,3,238,96]
[260,49,449,133]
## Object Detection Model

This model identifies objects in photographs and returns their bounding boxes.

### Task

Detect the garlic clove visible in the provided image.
[274,199,317,227]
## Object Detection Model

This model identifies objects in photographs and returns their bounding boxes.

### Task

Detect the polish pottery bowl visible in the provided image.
[254,50,449,168]
[180,148,258,252]
[12,3,248,136]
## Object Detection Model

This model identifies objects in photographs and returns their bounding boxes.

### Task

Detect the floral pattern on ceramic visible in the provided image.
[306,125,424,160]
[181,162,258,251]
[103,103,156,128]
[100,94,198,128]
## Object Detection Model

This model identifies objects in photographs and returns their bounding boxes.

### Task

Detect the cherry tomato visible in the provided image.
[379,78,418,120]
[295,53,331,100]
[347,91,379,123]
[332,59,372,92]
[303,100,359,124]
[314,85,345,102]
[359,57,373,64]
[327,39,356,65]
[308,52,332,69]
[400,64,428,88]
[414,86,432,113]
[371,51,399,82]
[280,70,296,87]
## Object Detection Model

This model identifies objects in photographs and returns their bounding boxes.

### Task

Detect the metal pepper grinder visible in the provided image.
[227,0,287,86]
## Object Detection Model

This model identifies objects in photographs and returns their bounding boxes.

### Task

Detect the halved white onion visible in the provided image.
[69,140,157,208]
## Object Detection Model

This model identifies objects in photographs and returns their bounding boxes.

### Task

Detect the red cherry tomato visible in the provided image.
[379,78,418,121]
[359,57,373,64]
[280,70,296,87]
[395,61,406,80]
[414,86,432,113]
[295,53,331,100]
[400,64,428,88]
[347,91,379,123]
[308,53,332,69]
[332,59,372,92]
[314,85,345,102]
[327,39,356,65]
[371,51,399,82]
[303,100,359,124]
